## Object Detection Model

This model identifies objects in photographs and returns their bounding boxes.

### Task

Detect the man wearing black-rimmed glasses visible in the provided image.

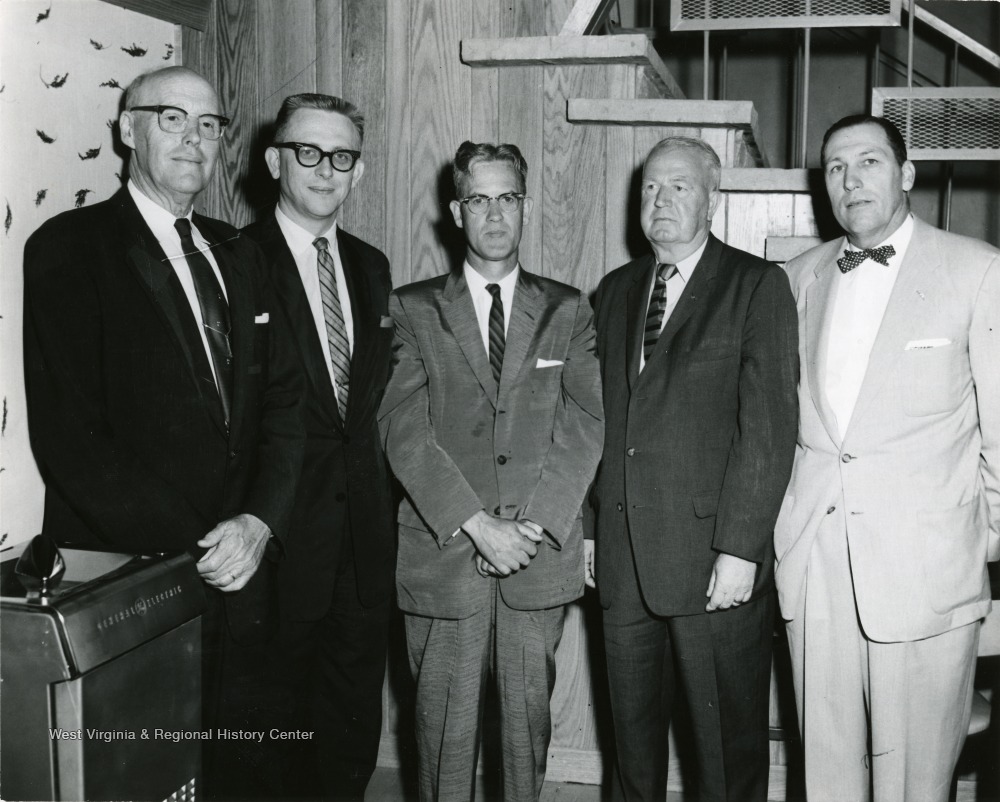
[378,141,603,801]
[22,66,305,800]
[242,93,395,801]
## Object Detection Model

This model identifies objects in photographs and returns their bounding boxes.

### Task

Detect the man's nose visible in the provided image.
[486,198,504,220]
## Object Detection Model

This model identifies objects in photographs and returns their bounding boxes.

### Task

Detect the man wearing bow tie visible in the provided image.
[242,93,395,801]
[776,114,1000,801]
[378,141,603,801]
[589,136,798,802]
[22,67,305,799]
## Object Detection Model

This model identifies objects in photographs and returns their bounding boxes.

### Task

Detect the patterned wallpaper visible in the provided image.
[0,0,177,557]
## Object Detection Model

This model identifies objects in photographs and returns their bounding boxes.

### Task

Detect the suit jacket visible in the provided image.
[589,235,799,617]
[23,188,305,640]
[242,212,396,618]
[378,268,604,619]
[775,217,1000,642]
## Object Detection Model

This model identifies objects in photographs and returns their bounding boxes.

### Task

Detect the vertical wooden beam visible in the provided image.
[469,0,500,143]
[316,0,344,96]
[384,0,412,285]
[604,64,637,272]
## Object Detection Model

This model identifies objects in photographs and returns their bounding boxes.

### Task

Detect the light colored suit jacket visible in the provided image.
[775,216,1000,642]
[378,268,604,619]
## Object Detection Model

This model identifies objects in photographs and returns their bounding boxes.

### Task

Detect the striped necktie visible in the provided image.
[314,237,351,421]
[486,283,505,387]
[643,262,677,363]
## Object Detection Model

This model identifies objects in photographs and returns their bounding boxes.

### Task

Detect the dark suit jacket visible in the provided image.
[589,235,798,616]
[23,188,305,640]
[378,268,604,619]
[243,212,396,618]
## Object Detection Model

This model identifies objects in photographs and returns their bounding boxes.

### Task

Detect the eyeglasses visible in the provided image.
[272,142,361,172]
[458,193,526,215]
[129,105,230,140]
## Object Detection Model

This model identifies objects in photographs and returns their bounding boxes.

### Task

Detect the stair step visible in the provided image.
[569,99,770,167]
[461,35,683,99]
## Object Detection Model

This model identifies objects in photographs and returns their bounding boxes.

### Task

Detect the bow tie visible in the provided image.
[837,244,896,274]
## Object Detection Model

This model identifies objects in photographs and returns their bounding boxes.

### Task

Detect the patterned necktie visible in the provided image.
[837,244,896,274]
[643,262,678,363]
[314,237,351,421]
[486,283,505,386]
[174,218,233,426]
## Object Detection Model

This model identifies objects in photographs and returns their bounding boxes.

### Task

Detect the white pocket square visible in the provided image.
[904,338,950,350]
[254,313,270,324]
[536,358,564,369]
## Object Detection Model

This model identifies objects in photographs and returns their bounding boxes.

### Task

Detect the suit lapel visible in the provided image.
[845,219,940,435]
[625,255,655,390]
[804,241,844,447]
[260,214,341,427]
[442,270,498,407]
[499,270,545,398]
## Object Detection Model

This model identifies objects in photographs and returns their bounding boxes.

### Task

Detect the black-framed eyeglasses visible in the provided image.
[129,105,230,140]
[458,193,526,215]
[273,142,361,172]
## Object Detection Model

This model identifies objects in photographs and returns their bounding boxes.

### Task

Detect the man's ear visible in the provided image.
[522,196,534,225]
[119,111,136,150]
[350,159,366,189]
[901,160,916,192]
[264,147,281,180]
[449,200,464,230]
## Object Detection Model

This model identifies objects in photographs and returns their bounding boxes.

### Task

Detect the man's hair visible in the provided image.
[645,136,722,191]
[272,93,365,146]
[124,66,213,109]
[452,141,528,197]
[820,114,907,167]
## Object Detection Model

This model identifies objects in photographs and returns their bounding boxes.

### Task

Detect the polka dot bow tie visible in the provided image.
[837,244,896,274]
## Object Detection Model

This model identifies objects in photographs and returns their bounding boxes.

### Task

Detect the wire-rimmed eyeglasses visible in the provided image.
[272,142,362,172]
[129,105,230,140]
[458,193,526,215]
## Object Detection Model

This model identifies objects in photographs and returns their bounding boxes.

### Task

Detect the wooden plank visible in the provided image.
[469,0,500,143]
[604,65,637,272]
[765,235,823,262]
[559,0,618,35]
[384,0,412,286]
[316,0,344,96]
[258,1,317,129]
[541,64,607,291]
[720,168,813,192]
[721,192,766,256]
[409,0,468,283]
[792,194,820,238]
[97,0,211,31]
[498,65,544,276]
[211,0,259,226]
[342,0,386,249]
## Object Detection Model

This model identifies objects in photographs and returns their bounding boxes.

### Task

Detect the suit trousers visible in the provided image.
[260,536,391,802]
[603,555,774,802]
[785,520,979,802]
[404,580,565,802]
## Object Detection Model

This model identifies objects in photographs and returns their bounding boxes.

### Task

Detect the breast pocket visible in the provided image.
[901,343,967,416]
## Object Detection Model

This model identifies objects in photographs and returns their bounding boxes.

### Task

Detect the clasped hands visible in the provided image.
[462,510,543,578]
[196,513,271,592]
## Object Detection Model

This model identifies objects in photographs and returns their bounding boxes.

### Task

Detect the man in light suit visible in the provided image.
[378,141,604,802]
[589,136,799,802]
[22,67,304,800]
[775,114,1000,802]
[242,94,395,801]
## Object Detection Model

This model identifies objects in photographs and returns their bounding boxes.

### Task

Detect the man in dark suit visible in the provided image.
[242,93,395,801]
[378,141,604,802]
[589,136,798,802]
[22,66,304,799]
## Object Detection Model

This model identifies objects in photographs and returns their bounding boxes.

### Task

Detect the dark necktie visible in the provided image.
[486,283,505,386]
[314,237,351,421]
[643,262,677,363]
[174,218,233,426]
[837,244,896,274]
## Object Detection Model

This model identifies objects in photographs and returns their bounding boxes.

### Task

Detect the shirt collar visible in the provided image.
[843,213,914,266]
[275,204,338,257]
[656,236,709,284]
[463,262,520,295]
[128,180,188,240]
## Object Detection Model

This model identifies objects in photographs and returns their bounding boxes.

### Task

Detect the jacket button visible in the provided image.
[616,503,623,512]
[229,450,238,458]
[493,506,501,515]
[841,453,853,463]
[497,455,507,465]
[826,505,836,514]
[626,447,636,457]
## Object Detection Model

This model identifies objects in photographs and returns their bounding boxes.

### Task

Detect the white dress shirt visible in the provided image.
[274,206,355,400]
[824,214,914,439]
[464,261,519,358]
[639,237,708,372]
[128,180,228,389]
